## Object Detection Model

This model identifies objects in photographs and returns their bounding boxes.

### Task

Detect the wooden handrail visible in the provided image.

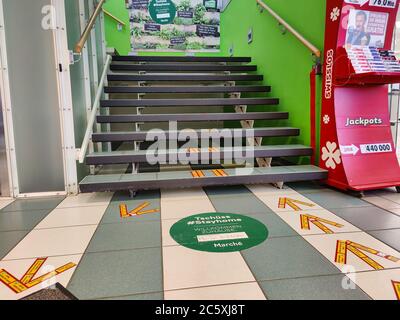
[257,0,321,58]
[102,8,126,26]
[75,0,106,54]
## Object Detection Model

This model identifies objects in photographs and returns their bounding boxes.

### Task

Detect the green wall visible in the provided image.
[104,0,327,163]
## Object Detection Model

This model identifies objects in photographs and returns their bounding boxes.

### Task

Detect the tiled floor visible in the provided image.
[0,183,399,300]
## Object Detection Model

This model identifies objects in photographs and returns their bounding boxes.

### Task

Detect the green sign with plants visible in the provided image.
[126,0,220,52]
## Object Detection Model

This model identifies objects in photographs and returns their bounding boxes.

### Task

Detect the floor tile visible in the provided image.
[205,185,276,215]
[67,248,162,300]
[0,231,29,260]
[0,209,51,232]
[3,225,97,260]
[329,206,400,231]
[276,209,361,236]
[161,189,215,220]
[163,246,255,291]
[161,188,212,202]
[260,274,371,300]
[99,292,163,300]
[0,198,14,210]
[351,269,400,300]
[369,229,400,251]
[241,236,340,281]
[247,187,323,213]
[34,206,107,230]
[101,190,160,225]
[286,181,327,193]
[57,193,113,209]
[299,190,371,209]
[1,197,65,212]
[389,208,400,217]
[379,193,400,204]
[0,254,82,300]
[363,196,400,210]
[304,232,400,273]
[246,184,297,196]
[165,282,266,300]
[86,221,161,253]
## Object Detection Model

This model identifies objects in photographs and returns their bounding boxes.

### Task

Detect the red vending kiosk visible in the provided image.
[320,0,400,192]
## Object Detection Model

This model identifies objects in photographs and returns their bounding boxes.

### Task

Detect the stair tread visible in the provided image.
[112,56,251,63]
[108,74,263,81]
[100,98,279,107]
[104,85,271,94]
[79,165,328,192]
[88,145,312,157]
[96,112,289,123]
[110,64,257,71]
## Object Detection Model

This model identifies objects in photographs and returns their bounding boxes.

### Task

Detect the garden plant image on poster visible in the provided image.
[126,0,220,52]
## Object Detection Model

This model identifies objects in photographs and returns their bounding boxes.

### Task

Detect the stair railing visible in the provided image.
[256,0,320,58]
[75,0,107,54]
[77,54,112,164]
[102,8,126,27]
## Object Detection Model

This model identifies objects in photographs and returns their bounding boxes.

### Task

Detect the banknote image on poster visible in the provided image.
[126,0,220,52]
[345,9,388,48]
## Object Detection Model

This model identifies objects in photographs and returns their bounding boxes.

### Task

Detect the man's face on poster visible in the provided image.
[355,12,367,31]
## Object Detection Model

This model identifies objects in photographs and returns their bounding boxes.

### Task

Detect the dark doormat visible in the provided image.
[20,283,78,300]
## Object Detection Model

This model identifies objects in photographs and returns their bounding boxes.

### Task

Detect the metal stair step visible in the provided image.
[104,85,271,94]
[91,127,300,142]
[108,74,263,82]
[85,145,313,165]
[100,98,279,108]
[79,165,328,193]
[112,56,251,63]
[96,112,289,123]
[110,64,257,72]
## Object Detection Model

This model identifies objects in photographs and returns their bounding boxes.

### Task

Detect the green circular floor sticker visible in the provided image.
[149,0,177,25]
[170,213,269,253]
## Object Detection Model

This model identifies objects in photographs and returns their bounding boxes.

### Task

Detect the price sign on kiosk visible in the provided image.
[320,0,400,191]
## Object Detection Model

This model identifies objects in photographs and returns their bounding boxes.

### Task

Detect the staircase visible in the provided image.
[79,55,327,193]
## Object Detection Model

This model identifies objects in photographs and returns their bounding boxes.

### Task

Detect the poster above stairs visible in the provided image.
[126,0,221,52]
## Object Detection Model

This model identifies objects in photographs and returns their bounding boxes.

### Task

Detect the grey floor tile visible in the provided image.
[250,214,298,238]
[241,236,340,281]
[298,190,371,209]
[87,221,161,253]
[260,275,371,300]
[0,197,64,213]
[286,181,327,193]
[0,209,51,232]
[369,229,400,251]
[99,292,163,300]
[101,190,161,224]
[329,206,400,231]
[204,185,276,215]
[0,230,29,259]
[67,248,163,300]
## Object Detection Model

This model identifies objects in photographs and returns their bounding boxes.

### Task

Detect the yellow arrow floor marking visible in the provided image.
[334,240,400,270]
[300,214,344,234]
[392,281,400,300]
[278,197,316,211]
[0,258,76,294]
[119,202,159,218]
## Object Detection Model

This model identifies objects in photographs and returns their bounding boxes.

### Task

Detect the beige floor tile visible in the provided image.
[380,193,400,205]
[363,196,400,210]
[161,218,180,247]
[0,254,81,300]
[248,187,323,213]
[163,246,255,291]
[57,193,113,209]
[161,188,212,202]
[351,269,400,300]
[165,282,266,300]
[35,206,108,230]
[161,189,215,220]
[0,198,14,210]
[304,232,400,273]
[3,225,97,260]
[389,208,400,217]
[246,184,296,196]
[277,209,361,236]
